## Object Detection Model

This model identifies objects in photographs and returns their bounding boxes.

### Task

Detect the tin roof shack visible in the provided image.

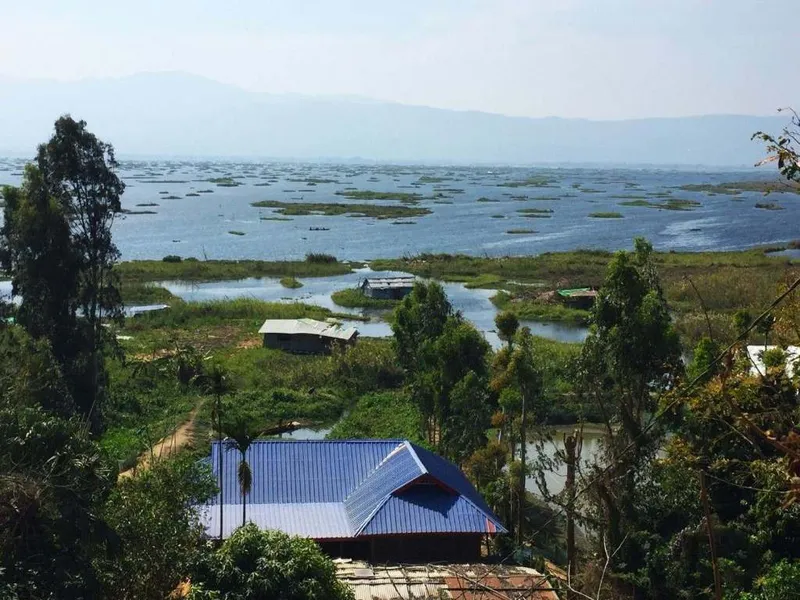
[556,288,597,310]
[361,277,415,300]
[335,560,560,600]
[201,440,505,564]
[258,318,358,354]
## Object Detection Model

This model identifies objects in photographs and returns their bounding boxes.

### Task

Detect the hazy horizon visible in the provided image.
[2,1,798,121]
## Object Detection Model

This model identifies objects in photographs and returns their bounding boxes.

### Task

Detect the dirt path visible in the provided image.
[119,401,204,480]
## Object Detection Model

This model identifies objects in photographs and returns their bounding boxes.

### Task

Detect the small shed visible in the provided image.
[360,277,415,300]
[258,318,358,354]
[557,288,598,310]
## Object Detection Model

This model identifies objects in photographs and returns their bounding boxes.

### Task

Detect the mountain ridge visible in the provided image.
[0,72,786,165]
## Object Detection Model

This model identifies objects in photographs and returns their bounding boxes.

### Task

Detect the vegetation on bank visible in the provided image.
[330,288,398,309]
[251,199,431,219]
[327,391,425,444]
[619,198,701,211]
[492,291,590,324]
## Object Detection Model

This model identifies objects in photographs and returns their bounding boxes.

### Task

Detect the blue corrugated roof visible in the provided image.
[202,439,505,539]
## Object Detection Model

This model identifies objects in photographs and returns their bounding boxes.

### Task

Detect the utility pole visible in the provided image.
[565,429,582,599]
[699,471,723,600]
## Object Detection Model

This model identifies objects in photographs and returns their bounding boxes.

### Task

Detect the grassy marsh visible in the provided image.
[251,200,430,219]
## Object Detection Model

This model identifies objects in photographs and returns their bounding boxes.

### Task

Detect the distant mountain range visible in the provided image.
[0,72,787,165]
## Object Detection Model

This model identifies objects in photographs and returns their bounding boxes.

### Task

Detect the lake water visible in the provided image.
[1,160,796,261]
[159,268,589,346]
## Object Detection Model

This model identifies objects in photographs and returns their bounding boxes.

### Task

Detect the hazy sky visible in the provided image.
[1,0,796,119]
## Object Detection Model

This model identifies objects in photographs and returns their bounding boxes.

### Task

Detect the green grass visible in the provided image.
[280,276,303,289]
[328,391,425,444]
[331,288,399,309]
[120,283,177,305]
[507,229,537,234]
[116,258,354,283]
[334,190,422,203]
[251,200,430,220]
[588,212,624,219]
[491,291,590,324]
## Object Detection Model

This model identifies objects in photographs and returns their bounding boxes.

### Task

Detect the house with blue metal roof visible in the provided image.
[202,439,506,563]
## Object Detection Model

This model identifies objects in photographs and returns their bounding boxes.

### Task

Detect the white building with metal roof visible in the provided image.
[258,318,358,353]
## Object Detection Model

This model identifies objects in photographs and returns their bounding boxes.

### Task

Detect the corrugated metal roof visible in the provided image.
[335,560,560,600]
[258,318,358,341]
[202,440,505,539]
[201,502,351,539]
[363,277,415,290]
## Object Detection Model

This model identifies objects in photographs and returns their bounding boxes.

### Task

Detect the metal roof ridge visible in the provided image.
[404,440,428,475]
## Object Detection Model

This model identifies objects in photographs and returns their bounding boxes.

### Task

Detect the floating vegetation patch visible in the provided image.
[392,220,417,225]
[580,188,604,193]
[491,215,505,219]
[499,176,556,188]
[260,216,293,221]
[477,197,501,203]
[433,200,454,204]
[755,202,785,210]
[680,181,800,195]
[138,179,189,184]
[251,200,430,219]
[619,198,700,211]
[334,190,423,204]
[517,208,554,215]
[228,230,246,236]
[253,183,271,187]
[280,276,303,289]
[210,177,243,187]
[197,189,214,193]
[418,175,448,183]
[162,195,181,200]
[589,212,624,219]
[433,188,465,193]
[506,229,536,234]
[122,209,157,215]
[185,193,201,197]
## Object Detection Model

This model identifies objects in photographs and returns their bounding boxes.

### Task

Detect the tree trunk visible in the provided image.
[518,389,527,545]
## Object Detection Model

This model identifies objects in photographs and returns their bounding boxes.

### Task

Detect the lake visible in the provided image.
[0,160,796,262]
[159,268,589,346]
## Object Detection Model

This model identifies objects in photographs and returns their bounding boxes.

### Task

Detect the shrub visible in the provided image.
[162,255,182,263]
[305,252,337,264]
[188,524,353,600]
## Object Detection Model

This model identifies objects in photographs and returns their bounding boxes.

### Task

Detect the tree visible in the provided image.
[98,456,216,600]
[753,108,800,184]
[188,523,354,600]
[0,401,114,598]
[577,238,683,585]
[200,363,233,540]
[392,281,452,373]
[495,310,520,349]
[36,115,126,427]
[222,410,260,528]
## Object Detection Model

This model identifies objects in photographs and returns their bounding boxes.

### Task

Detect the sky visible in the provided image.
[0,0,796,120]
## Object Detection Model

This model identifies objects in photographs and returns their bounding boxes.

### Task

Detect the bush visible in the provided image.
[162,255,182,263]
[328,391,423,443]
[188,524,353,600]
[305,252,337,264]
[761,347,786,369]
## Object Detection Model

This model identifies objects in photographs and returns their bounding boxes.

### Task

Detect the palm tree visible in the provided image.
[202,363,232,540]
[223,412,261,527]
